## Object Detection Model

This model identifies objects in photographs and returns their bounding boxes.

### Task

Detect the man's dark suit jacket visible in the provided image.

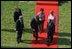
[30,18,38,32]
[16,19,24,31]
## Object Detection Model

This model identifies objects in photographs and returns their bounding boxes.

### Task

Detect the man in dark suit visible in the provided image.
[16,16,24,43]
[47,20,55,45]
[30,17,38,40]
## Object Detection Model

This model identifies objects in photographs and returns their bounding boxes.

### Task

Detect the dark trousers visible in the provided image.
[47,32,54,43]
[33,29,38,40]
[47,25,55,43]
[38,20,44,32]
[17,30,23,42]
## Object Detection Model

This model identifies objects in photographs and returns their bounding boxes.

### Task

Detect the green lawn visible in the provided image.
[1,1,71,48]
[58,1,71,48]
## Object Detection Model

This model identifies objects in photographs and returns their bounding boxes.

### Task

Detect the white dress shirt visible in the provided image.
[48,14,56,25]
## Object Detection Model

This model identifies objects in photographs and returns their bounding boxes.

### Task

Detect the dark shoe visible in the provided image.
[19,39,23,42]
[17,41,20,44]
[34,37,38,41]
[47,39,50,45]
[47,43,50,46]
[17,39,22,44]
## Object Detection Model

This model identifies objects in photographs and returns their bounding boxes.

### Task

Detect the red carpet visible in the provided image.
[32,1,59,48]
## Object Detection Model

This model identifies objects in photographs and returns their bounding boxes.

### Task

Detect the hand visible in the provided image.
[33,29,35,31]
[20,16,22,18]
[19,16,23,19]
[16,31,18,33]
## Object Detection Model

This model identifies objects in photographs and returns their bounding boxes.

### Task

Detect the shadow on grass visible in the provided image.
[59,32,71,37]
[1,28,33,34]
[1,28,71,37]
[58,37,71,45]
[23,28,33,34]
[20,36,57,45]
[1,30,71,46]
[20,36,71,46]
[1,29,15,32]
[54,32,71,37]
[20,32,71,46]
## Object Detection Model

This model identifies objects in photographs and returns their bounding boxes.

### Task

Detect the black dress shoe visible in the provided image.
[36,38,38,41]
[20,40,24,42]
[47,43,50,46]
[17,41,20,44]
[17,39,21,44]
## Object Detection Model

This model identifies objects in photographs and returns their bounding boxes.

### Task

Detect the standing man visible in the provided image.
[35,8,45,32]
[16,16,24,43]
[47,11,56,45]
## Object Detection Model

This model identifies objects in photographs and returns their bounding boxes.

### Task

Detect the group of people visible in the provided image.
[13,7,56,45]
[31,8,55,45]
